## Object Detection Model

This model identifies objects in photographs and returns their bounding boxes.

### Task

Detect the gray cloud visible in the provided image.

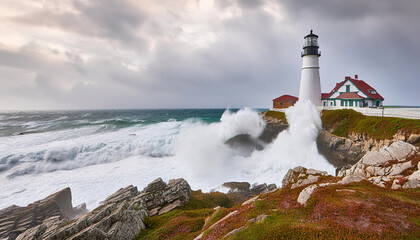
[12,0,147,49]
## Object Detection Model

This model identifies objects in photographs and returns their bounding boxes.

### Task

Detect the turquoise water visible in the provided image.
[0,109,243,137]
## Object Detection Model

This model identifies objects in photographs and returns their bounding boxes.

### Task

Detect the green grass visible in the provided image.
[264,111,287,124]
[136,208,214,240]
[180,190,234,210]
[135,190,236,240]
[322,109,420,140]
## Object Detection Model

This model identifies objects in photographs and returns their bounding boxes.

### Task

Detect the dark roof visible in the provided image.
[273,95,298,101]
[323,76,384,100]
[336,92,365,99]
[304,30,318,38]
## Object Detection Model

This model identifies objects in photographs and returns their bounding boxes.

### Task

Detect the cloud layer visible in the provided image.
[0,0,419,110]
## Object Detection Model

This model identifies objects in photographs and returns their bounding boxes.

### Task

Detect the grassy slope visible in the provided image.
[321,109,420,140]
[136,180,420,240]
[264,111,287,124]
[229,182,420,240]
[135,191,235,240]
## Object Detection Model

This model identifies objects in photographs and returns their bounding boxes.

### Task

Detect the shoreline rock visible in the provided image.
[8,178,192,240]
[0,187,87,240]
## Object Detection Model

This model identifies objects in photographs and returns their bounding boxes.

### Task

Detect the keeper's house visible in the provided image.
[273,95,298,109]
[322,75,384,108]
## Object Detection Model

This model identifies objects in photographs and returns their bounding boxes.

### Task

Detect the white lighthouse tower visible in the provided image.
[298,30,322,106]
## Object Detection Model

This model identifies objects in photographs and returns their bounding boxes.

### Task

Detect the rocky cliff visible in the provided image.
[0,178,191,240]
[317,129,420,171]
[0,188,87,240]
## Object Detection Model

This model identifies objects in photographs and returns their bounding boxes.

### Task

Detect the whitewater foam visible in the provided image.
[174,102,334,189]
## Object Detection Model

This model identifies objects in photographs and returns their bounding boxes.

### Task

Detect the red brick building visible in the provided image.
[273,95,298,109]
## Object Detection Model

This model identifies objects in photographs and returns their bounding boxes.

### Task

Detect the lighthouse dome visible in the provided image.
[302,30,320,56]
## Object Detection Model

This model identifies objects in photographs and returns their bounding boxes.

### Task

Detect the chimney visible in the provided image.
[355,74,358,79]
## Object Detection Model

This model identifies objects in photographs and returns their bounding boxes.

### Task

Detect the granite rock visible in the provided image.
[15,178,192,240]
[0,188,88,240]
[282,166,328,189]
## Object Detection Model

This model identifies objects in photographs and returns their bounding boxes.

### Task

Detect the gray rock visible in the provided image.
[221,181,276,203]
[388,161,413,176]
[338,141,418,185]
[225,134,264,156]
[407,134,420,144]
[317,130,365,168]
[338,175,364,185]
[297,185,318,205]
[0,187,87,240]
[361,149,394,166]
[291,176,319,189]
[283,166,330,189]
[222,182,251,193]
[384,141,416,161]
[143,178,167,193]
[15,178,192,240]
[336,164,352,177]
[403,179,420,189]
[306,169,328,176]
[403,170,420,189]
[104,185,138,205]
[282,166,306,187]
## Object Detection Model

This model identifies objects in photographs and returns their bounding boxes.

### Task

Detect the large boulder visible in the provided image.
[138,178,192,216]
[0,188,87,240]
[282,166,328,189]
[403,170,420,189]
[104,185,139,205]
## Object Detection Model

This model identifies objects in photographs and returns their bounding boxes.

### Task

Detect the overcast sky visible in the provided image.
[0,0,419,110]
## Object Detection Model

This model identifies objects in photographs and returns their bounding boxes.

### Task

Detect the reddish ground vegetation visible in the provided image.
[138,181,420,240]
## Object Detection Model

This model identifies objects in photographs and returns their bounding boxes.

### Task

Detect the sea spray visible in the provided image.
[175,108,266,185]
[175,101,334,189]
[250,101,334,184]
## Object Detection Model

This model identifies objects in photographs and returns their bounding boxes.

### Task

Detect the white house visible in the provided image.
[321,75,384,108]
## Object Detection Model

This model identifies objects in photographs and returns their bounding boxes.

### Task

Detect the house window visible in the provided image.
[330,102,333,106]
[349,100,353,107]
[280,103,283,106]
[346,85,350,92]
[323,102,327,106]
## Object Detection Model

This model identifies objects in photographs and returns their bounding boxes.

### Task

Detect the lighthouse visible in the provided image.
[298,30,322,106]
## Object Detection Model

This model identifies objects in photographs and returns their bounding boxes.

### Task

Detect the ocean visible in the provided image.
[0,106,335,210]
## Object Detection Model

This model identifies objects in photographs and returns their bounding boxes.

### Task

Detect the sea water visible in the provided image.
[0,103,334,210]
